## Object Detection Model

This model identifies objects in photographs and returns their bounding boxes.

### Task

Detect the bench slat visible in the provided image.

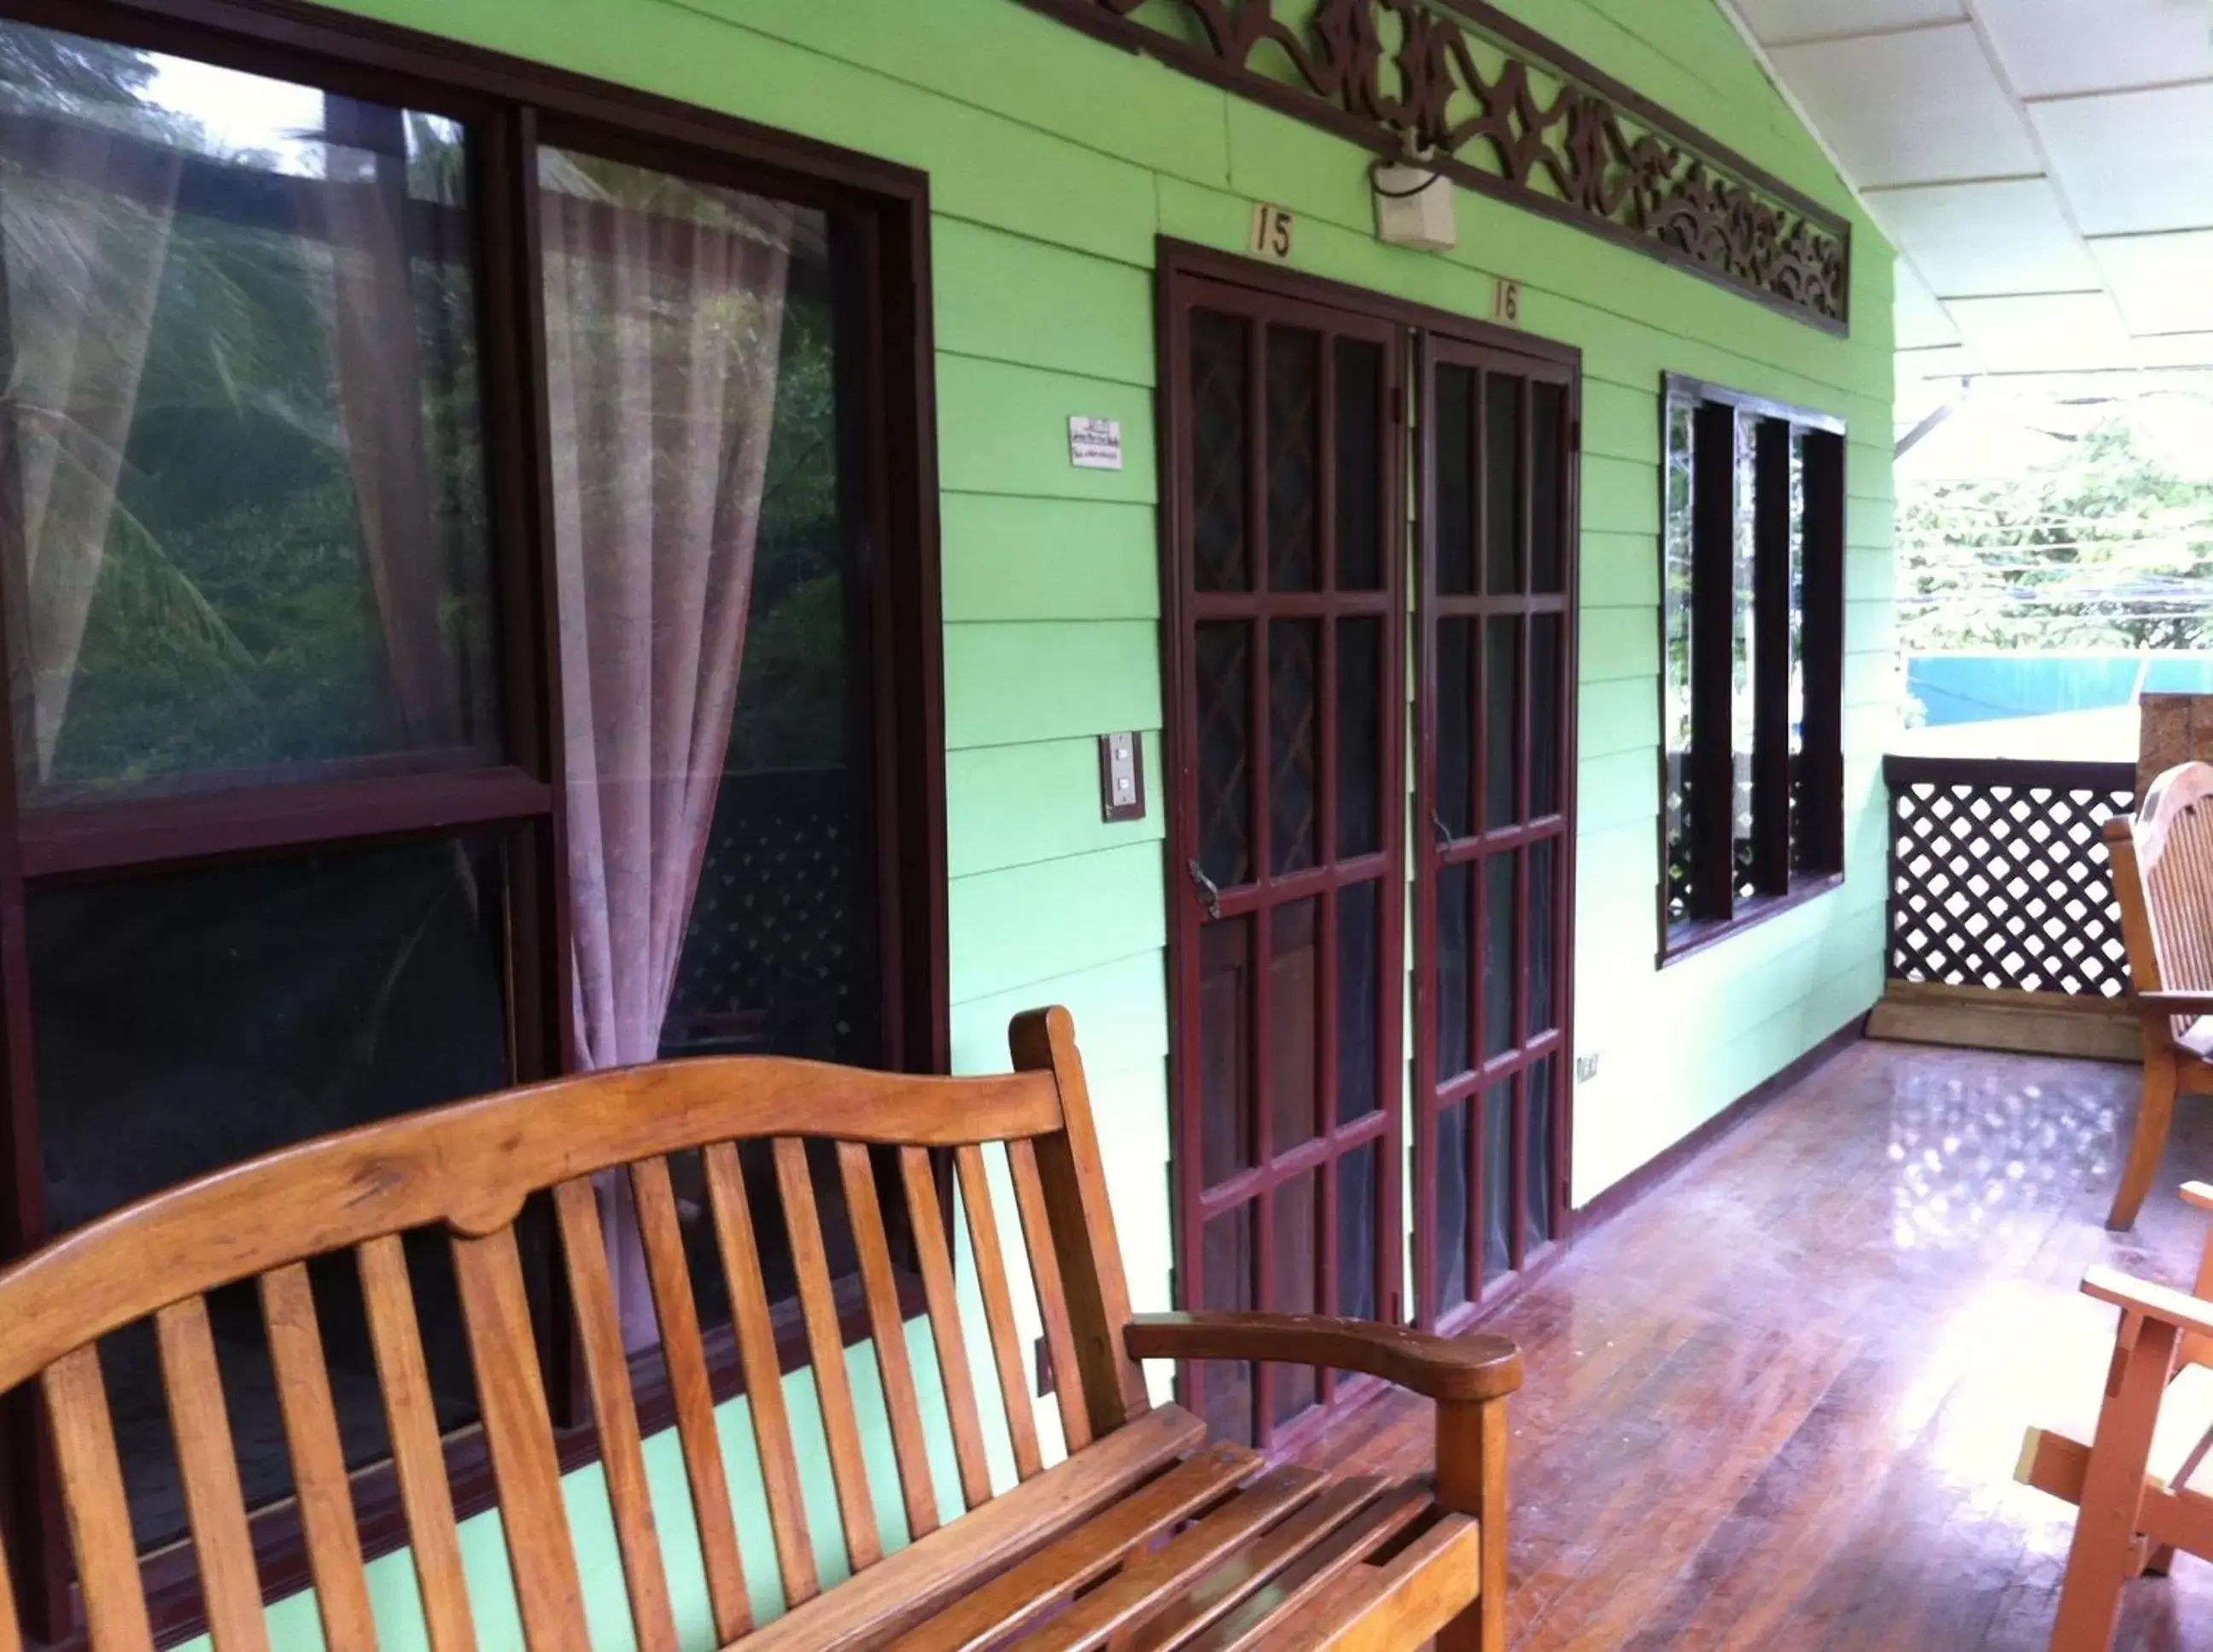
[703,1141,818,1608]
[775,1136,881,1573]
[1172,1481,1432,1652]
[156,1298,272,1652]
[1124,1474,1387,1651]
[44,1346,154,1652]
[1010,1008,1151,1433]
[359,1235,478,1652]
[901,1146,993,1512]
[839,1141,939,1541]
[955,1143,1043,1481]
[260,1265,378,1652]
[1023,1464,1327,1652]
[1007,1138,1092,1454]
[889,1439,1260,1652]
[452,1227,589,1651]
[742,1403,1207,1652]
[631,1155,749,1638]
[553,1180,678,1650]
[1264,1516,1483,1652]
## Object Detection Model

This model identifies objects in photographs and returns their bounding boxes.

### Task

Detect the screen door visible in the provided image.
[1162,270,1406,1447]
[1412,334,1578,1329]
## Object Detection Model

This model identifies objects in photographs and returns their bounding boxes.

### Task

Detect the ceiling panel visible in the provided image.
[2134,332,2213,368]
[1895,342,1981,385]
[2030,85,2213,236]
[1893,261,1960,348]
[1732,0,1964,45]
[2091,231,2213,336]
[1945,292,2134,371]
[1768,26,2041,187]
[1978,0,2212,98]
[1865,178,2099,295]
[1726,0,2213,389]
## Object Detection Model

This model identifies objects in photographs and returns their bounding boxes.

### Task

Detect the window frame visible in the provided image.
[0,0,948,1640]
[1655,373,1846,966]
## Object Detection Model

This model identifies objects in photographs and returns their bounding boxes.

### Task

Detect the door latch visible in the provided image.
[1185,858,1223,920]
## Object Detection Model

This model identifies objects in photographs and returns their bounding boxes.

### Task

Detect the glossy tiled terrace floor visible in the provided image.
[1294,1037,2213,1650]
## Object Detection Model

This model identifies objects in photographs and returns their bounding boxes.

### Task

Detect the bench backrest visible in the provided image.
[0,1005,1144,1651]
[2110,762,2213,1048]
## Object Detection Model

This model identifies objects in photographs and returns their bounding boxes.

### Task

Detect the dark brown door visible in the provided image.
[1413,335,1578,1329]
[1163,271,1405,1448]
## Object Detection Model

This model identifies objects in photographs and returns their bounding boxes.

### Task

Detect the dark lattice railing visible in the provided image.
[1884,754,2135,997]
[662,766,878,1063]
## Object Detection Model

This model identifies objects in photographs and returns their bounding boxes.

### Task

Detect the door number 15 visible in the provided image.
[1249,201,1296,261]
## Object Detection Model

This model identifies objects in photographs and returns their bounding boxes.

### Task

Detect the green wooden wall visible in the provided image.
[168,0,1895,1643]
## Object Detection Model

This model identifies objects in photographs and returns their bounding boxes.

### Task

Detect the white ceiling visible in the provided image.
[1724,0,2213,382]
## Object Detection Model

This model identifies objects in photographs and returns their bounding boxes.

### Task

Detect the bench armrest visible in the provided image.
[2140,990,2213,1019]
[1124,1311,1521,1403]
[2083,1265,2213,1342]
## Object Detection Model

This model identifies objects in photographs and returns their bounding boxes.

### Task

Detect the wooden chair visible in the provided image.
[2103,761,2213,1231]
[2020,1182,2213,1649]
[0,1006,1520,1651]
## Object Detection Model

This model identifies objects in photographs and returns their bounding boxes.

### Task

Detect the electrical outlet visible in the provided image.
[1574,1050,1601,1084]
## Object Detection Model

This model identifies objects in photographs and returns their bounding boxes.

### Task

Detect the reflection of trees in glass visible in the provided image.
[5,20,853,796]
[1661,395,1695,922]
[1729,412,1755,887]
[1661,400,1694,738]
[535,149,842,778]
[1664,398,1827,913]
[0,26,155,116]
[0,24,490,791]
[61,203,366,782]
[729,286,850,774]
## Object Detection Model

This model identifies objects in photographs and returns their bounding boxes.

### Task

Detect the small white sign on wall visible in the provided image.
[1069,416,1124,471]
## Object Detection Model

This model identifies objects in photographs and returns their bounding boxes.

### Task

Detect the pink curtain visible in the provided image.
[312,97,464,750]
[1,123,180,780]
[539,155,791,1346]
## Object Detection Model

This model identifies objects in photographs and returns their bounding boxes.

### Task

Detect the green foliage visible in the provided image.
[1900,417,2213,653]
[726,283,854,773]
[54,442,389,786]
[48,205,494,790]
[0,21,154,111]
[9,35,851,794]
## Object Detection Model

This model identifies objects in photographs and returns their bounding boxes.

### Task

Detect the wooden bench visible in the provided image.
[0,1007,1520,1650]
[2103,761,2213,1230]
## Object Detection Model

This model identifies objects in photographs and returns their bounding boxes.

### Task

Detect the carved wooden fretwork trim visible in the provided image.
[1019,0,1853,332]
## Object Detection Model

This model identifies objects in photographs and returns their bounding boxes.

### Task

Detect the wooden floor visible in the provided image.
[1293,1037,2213,1650]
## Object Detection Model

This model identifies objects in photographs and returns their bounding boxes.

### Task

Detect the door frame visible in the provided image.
[1153,240,1582,1409]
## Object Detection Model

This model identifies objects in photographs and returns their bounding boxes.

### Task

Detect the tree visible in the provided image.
[0,23,156,111]
[1898,414,2213,654]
